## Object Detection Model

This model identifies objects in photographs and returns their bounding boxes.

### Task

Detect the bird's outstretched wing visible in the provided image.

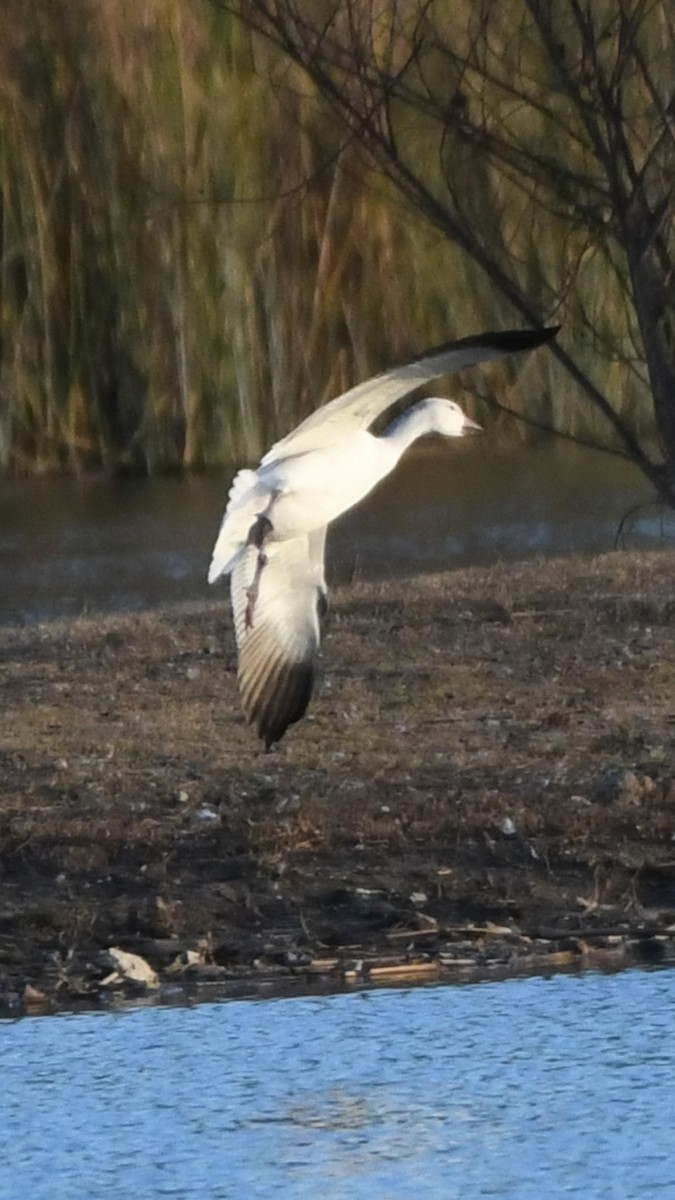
[263,326,558,464]
[230,529,327,748]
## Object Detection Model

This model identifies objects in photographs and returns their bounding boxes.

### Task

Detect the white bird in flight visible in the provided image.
[208,325,558,747]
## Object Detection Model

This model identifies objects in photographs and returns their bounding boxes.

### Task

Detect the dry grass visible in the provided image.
[2,548,675,1010]
[1,1,667,472]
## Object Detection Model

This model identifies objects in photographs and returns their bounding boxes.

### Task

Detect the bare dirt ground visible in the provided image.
[2,549,675,1014]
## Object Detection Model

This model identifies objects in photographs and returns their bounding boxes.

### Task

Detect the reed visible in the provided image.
[0,0,662,472]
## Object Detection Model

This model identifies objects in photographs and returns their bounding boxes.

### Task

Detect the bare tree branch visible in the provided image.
[213,0,675,501]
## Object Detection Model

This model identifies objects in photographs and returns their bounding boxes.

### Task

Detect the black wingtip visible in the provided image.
[410,324,560,367]
[249,660,314,749]
[482,325,560,353]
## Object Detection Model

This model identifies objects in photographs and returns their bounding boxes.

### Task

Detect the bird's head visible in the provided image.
[419,396,482,438]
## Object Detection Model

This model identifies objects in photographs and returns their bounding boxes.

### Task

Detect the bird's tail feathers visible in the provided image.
[227,468,258,507]
[207,470,267,584]
[207,538,242,584]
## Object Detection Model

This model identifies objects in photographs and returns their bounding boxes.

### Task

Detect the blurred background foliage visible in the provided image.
[0,0,672,474]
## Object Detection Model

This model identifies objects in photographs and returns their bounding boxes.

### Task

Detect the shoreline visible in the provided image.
[3,548,675,1015]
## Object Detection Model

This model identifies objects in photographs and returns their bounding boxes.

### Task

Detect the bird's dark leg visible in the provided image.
[247,513,273,551]
[245,514,273,630]
[245,551,267,630]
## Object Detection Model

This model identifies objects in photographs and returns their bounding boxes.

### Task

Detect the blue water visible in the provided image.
[2,968,675,1199]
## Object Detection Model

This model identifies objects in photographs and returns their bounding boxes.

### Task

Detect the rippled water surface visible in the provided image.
[3,968,675,1199]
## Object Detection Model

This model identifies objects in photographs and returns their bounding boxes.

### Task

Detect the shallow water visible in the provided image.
[1,439,673,625]
[3,968,675,1199]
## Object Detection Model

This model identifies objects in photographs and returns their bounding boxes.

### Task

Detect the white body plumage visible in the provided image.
[208,326,558,746]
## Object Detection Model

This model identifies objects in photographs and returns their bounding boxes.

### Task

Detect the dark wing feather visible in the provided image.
[230,532,327,747]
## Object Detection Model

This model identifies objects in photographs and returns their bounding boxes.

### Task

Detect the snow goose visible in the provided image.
[208,325,558,746]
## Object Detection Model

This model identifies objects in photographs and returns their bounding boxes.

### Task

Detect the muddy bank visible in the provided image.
[2,549,675,1015]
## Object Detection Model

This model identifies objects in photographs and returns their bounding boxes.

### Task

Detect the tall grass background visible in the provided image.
[0,0,663,472]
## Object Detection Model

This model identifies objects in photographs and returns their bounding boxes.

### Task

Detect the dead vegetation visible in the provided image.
[2,549,675,1013]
